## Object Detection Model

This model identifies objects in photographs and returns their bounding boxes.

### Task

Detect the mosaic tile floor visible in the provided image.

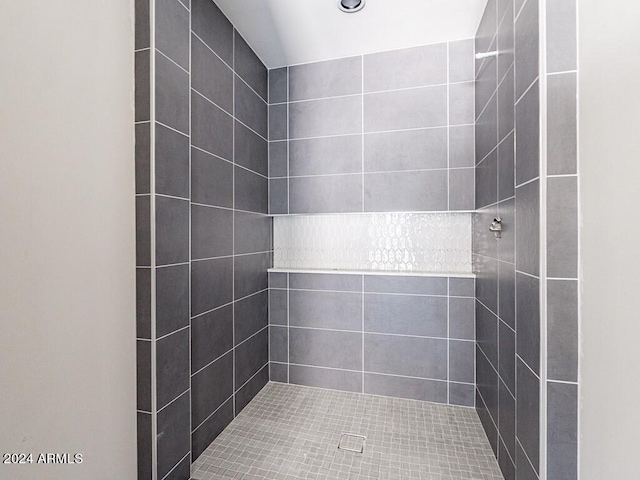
[192,382,504,480]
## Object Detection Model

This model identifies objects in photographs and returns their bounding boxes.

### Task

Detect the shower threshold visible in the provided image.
[192,382,503,480]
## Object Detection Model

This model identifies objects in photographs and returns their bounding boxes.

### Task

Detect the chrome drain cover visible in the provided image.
[338,433,366,453]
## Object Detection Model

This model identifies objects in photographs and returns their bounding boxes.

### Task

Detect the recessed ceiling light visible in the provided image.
[338,0,366,13]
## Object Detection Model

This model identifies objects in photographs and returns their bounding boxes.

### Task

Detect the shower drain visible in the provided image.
[338,433,366,453]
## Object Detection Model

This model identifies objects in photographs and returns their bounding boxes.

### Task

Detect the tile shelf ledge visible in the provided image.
[268,210,476,217]
[268,268,475,278]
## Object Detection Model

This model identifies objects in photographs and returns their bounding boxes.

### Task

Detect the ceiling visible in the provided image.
[214,0,488,69]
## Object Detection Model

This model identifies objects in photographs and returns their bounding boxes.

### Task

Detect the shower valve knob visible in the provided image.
[489,217,503,239]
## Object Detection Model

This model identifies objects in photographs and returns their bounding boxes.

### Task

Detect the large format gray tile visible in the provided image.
[364,43,447,92]
[269,272,287,289]
[268,289,287,326]
[498,261,516,329]
[268,103,287,141]
[234,211,271,255]
[269,141,287,178]
[498,131,515,201]
[191,305,233,373]
[497,0,514,83]
[290,290,362,331]
[137,412,152,480]
[498,66,515,142]
[156,0,189,70]
[516,272,540,375]
[364,373,447,403]
[191,204,233,260]
[192,34,233,114]
[364,275,447,295]
[290,365,362,393]
[137,340,151,411]
[289,56,362,101]
[289,96,362,139]
[449,382,475,407]
[191,257,233,316]
[269,362,288,383]
[475,57,497,120]
[547,72,577,175]
[449,340,475,383]
[235,365,269,414]
[289,174,362,214]
[499,319,516,393]
[450,82,475,126]
[136,268,151,339]
[498,379,516,461]
[364,294,447,338]
[269,326,288,363]
[290,328,362,370]
[290,273,361,292]
[477,301,498,367]
[135,51,150,123]
[156,328,189,409]
[517,358,540,474]
[155,123,189,199]
[449,297,475,340]
[157,390,190,479]
[235,290,269,344]
[164,454,190,480]
[191,148,233,208]
[450,168,475,211]
[235,121,268,176]
[547,382,578,480]
[517,441,539,480]
[364,128,447,172]
[235,75,267,139]
[449,39,475,83]
[476,0,497,60]
[290,135,361,176]
[155,196,189,266]
[136,196,151,266]
[476,387,497,456]
[515,80,540,185]
[364,334,447,380]
[135,123,150,194]
[191,398,233,460]
[514,0,539,99]
[476,254,498,314]
[155,51,189,134]
[450,277,475,297]
[192,352,233,427]
[156,264,189,338]
[234,252,269,299]
[364,86,447,132]
[547,176,578,278]
[548,279,578,382]
[449,125,475,168]
[268,67,287,104]
[476,94,498,164]
[515,179,540,276]
[135,0,150,50]
[477,345,499,427]
[235,166,268,214]
[192,91,233,161]
[191,0,233,66]
[234,30,267,101]
[547,0,577,73]
[235,328,268,388]
[364,170,447,212]
[497,197,516,264]
[269,178,288,214]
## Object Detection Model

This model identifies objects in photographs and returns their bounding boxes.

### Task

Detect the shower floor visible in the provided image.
[192,382,503,480]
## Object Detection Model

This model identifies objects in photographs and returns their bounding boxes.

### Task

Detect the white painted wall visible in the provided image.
[579,1,640,478]
[0,1,137,479]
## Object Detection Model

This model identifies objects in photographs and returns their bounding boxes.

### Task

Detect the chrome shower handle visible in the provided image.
[489,217,503,239]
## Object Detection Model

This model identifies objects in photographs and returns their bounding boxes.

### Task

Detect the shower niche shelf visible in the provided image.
[268,267,475,278]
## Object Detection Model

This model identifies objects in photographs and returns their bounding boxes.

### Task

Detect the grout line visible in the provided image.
[286,325,475,342]
[156,324,190,342]
[187,6,193,464]
[286,124,471,142]
[157,389,189,415]
[160,452,190,480]
[156,47,189,75]
[155,120,189,138]
[191,395,234,434]
[191,251,273,263]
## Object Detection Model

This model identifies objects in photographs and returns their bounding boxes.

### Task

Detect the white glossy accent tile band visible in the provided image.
[273,212,472,273]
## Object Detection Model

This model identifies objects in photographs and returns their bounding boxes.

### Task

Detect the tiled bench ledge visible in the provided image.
[268,268,475,279]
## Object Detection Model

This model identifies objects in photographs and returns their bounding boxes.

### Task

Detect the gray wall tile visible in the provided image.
[268,272,287,289]
[269,326,288,363]
[137,340,151,412]
[364,334,447,380]
[268,103,287,141]
[234,252,270,300]
[270,362,288,383]
[449,39,475,83]
[450,168,475,211]
[156,391,190,479]
[498,320,516,393]
[476,149,498,209]
[364,373,447,403]
[290,328,362,370]
[516,358,540,474]
[192,352,233,427]
[514,0,539,99]
[548,280,578,382]
[515,80,540,185]
[235,75,267,139]
[476,58,497,120]
[269,141,287,178]
[235,121,268,176]
[136,196,151,266]
[268,289,287,326]
[234,290,268,344]
[515,179,540,276]
[449,382,475,407]
[364,128,447,172]
[191,148,233,208]
[476,0,497,58]
[547,0,577,73]
[497,0,514,83]
[364,43,447,92]
[547,176,578,278]
[498,379,516,461]
[290,174,362,214]
[191,398,233,460]
[135,50,150,123]
[234,211,271,255]
[269,178,288,214]
[476,94,497,164]
[477,301,498,367]
[364,275,447,295]
[516,272,540,375]
[156,0,189,70]
[289,95,362,139]
[137,412,152,479]
[135,0,150,50]
[498,262,516,329]
[191,34,233,113]
[476,254,499,315]
[517,441,539,480]
[498,66,514,141]
[365,294,447,337]
[450,277,475,297]
[290,56,362,101]
[498,131,515,201]
[192,91,233,161]
[449,125,475,168]
[156,196,189,266]
[136,268,152,339]
[234,328,268,387]
[450,340,475,383]
[477,388,499,455]
[156,51,189,134]
[191,0,233,66]
[235,166,268,214]
[290,365,362,393]
[234,30,267,101]
[291,273,362,292]
[449,297,475,340]
[156,329,189,409]
[364,170,447,212]
[268,67,287,104]
[235,365,269,414]
[547,73,577,175]
[191,305,233,373]
[290,290,362,331]
[135,123,151,194]
[156,264,190,337]
[547,382,578,480]
[156,124,189,198]
[364,86,447,132]
[191,205,233,260]
[477,345,499,426]
[497,198,515,264]
[164,451,190,480]
[450,82,475,125]
[290,135,362,176]
[191,257,233,316]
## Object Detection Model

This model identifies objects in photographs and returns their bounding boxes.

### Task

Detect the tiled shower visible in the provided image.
[134,0,579,479]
